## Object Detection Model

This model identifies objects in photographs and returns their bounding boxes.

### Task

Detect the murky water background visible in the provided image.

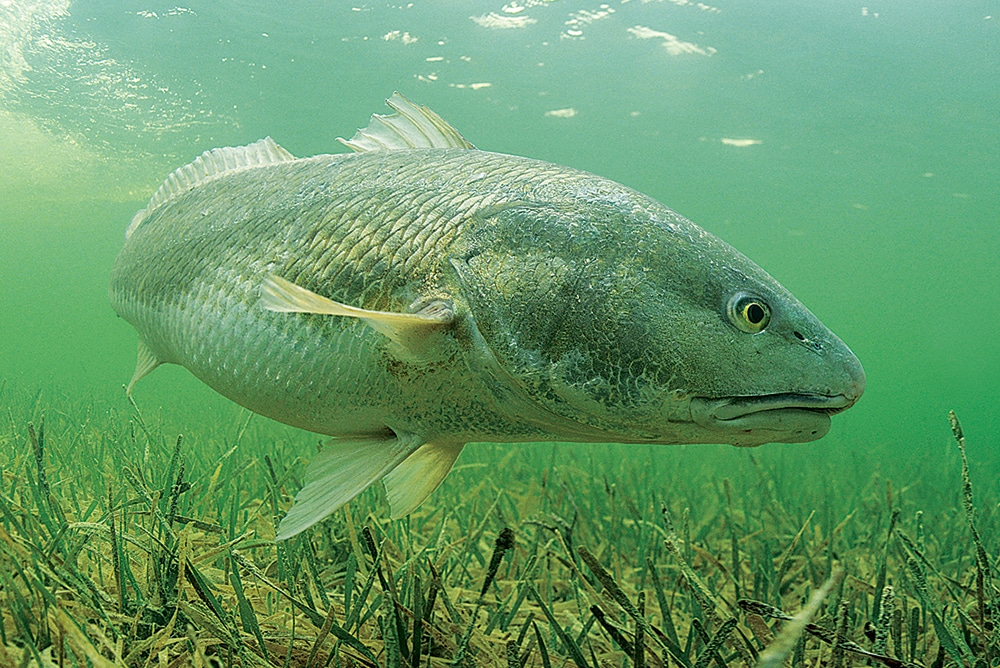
[2,0,998,487]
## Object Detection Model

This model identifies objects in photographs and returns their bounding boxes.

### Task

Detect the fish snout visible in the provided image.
[845,363,865,407]
[833,343,866,411]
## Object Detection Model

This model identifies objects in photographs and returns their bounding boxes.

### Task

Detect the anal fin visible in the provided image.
[383,441,464,519]
[126,339,162,396]
[275,432,423,540]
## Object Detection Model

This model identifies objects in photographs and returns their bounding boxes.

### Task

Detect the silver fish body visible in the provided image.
[113,148,624,443]
[110,95,864,538]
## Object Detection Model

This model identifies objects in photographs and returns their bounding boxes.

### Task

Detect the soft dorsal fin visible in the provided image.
[337,92,476,152]
[126,137,296,238]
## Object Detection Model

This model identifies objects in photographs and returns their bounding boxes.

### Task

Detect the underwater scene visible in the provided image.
[1,0,998,665]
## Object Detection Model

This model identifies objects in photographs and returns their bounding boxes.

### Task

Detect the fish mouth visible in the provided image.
[690,393,855,445]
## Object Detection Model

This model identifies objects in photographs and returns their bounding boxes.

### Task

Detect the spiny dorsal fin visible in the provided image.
[126,137,295,239]
[337,92,476,152]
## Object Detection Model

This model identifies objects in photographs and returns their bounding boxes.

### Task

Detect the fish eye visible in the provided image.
[727,292,771,333]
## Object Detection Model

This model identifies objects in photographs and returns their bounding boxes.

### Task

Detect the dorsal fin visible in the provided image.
[337,92,476,152]
[126,137,295,239]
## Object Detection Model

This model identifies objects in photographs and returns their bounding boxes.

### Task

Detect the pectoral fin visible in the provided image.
[275,432,423,540]
[383,441,464,519]
[261,274,453,353]
[126,339,162,395]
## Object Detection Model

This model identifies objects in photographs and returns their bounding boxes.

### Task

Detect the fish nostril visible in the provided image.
[793,330,822,350]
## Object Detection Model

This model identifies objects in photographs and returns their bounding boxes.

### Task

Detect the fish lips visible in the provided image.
[690,393,856,445]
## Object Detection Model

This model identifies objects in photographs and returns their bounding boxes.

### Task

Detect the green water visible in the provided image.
[2,0,998,495]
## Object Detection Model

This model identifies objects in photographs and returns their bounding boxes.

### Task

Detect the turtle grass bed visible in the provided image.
[0,387,996,667]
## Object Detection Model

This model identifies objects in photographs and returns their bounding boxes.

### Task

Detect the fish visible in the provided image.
[109,93,865,540]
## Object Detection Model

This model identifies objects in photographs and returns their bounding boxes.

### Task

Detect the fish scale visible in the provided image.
[116,153,525,420]
[110,94,864,539]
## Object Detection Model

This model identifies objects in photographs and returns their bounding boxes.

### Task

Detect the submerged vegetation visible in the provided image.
[0,385,996,667]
